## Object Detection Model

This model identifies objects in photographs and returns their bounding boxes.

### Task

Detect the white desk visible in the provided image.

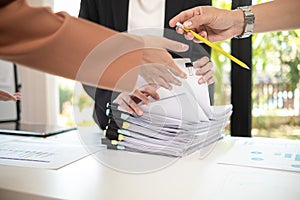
[0,135,300,200]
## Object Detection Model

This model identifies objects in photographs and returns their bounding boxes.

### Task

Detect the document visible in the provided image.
[103,58,232,157]
[0,140,105,169]
[0,135,17,143]
[218,137,300,172]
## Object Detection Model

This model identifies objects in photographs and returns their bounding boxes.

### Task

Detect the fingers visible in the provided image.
[114,84,160,116]
[0,90,18,101]
[165,57,187,79]
[142,48,187,79]
[194,56,210,68]
[117,99,135,114]
[173,15,210,43]
[154,76,172,90]
[155,68,182,89]
[114,94,143,116]
[197,70,214,85]
[170,7,207,30]
[194,57,214,85]
[122,95,144,116]
[143,35,189,52]
[132,89,151,105]
[169,7,199,27]
[184,32,195,40]
[142,36,191,80]
[161,37,189,52]
[199,31,208,39]
[139,64,182,89]
[0,95,16,101]
[170,6,219,43]
[181,7,215,31]
[175,26,185,34]
[206,76,215,85]
[13,92,21,101]
[162,72,182,87]
[140,84,160,100]
[141,75,155,86]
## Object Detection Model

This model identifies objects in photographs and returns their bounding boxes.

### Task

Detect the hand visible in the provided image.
[193,56,214,85]
[94,34,189,93]
[0,89,21,101]
[139,65,182,90]
[169,6,244,42]
[140,35,189,89]
[113,84,160,116]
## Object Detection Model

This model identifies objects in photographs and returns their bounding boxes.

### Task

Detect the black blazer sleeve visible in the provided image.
[79,0,119,130]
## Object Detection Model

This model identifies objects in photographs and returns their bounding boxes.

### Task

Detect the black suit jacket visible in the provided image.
[79,0,213,129]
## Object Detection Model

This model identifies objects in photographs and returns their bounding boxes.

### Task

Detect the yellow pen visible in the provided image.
[176,22,250,70]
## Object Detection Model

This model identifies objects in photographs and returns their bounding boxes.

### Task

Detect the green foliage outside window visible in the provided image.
[212,0,300,139]
[59,83,73,113]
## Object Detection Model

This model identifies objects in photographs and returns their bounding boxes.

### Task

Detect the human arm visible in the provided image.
[0,0,188,93]
[169,0,300,42]
[0,89,21,101]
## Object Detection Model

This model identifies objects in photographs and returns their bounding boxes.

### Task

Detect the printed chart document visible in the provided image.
[0,135,16,143]
[218,137,300,172]
[0,134,106,169]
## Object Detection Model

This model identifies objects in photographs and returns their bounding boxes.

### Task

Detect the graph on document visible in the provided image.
[219,138,300,172]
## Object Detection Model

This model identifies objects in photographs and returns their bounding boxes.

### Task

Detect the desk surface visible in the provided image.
[0,133,300,200]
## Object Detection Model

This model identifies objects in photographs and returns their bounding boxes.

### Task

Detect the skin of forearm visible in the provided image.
[251,0,300,33]
[0,0,143,92]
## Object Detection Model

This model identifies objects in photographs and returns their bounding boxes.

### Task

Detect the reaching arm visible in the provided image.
[0,0,188,92]
[0,89,21,101]
[169,0,300,42]
[251,0,300,33]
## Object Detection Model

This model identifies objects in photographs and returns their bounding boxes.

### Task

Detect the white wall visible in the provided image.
[14,0,82,124]
[0,61,17,121]
[28,0,53,6]
[18,67,59,124]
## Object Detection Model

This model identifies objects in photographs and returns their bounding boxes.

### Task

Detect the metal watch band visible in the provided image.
[234,6,255,39]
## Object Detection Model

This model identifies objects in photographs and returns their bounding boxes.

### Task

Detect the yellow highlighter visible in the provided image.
[176,22,250,70]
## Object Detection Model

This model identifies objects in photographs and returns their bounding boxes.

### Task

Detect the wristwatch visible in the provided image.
[235,6,255,39]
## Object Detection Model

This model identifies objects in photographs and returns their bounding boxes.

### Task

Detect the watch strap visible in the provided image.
[234,6,255,39]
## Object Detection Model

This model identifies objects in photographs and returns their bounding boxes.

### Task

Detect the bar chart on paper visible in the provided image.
[0,140,105,169]
[218,138,300,172]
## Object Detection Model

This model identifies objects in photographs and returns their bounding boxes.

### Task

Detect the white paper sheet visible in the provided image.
[0,135,18,143]
[218,137,300,172]
[173,58,213,119]
[105,58,232,157]
[138,58,216,123]
[0,140,105,169]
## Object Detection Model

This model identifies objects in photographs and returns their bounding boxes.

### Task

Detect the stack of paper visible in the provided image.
[102,58,232,157]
